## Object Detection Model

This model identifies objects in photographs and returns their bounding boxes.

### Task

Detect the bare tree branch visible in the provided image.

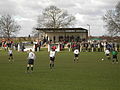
[0,14,21,38]
[103,2,120,36]
[37,5,76,29]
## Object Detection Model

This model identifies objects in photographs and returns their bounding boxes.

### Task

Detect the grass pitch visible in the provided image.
[0,49,120,90]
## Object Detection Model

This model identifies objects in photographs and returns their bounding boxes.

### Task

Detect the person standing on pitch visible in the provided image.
[26,49,36,73]
[104,49,110,60]
[73,48,80,63]
[8,48,14,62]
[49,49,56,69]
[111,49,118,64]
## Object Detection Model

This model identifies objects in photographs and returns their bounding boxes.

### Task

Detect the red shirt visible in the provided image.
[52,46,56,50]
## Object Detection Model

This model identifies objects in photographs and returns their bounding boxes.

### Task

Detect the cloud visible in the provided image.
[0,0,119,36]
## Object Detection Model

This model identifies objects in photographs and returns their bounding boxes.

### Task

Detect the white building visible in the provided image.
[36,28,88,42]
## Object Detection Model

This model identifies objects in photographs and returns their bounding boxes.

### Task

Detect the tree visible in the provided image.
[0,14,21,38]
[31,29,39,37]
[37,5,76,28]
[103,2,120,36]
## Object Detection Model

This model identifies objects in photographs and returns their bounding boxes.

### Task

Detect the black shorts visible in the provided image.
[113,55,117,59]
[74,54,79,57]
[10,54,13,56]
[106,54,109,56]
[50,57,55,61]
[28,59,34,65]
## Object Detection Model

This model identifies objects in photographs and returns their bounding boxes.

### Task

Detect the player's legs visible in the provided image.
[116,59,118,63]
[27,59,33,72]
[52,61,54,67]
[76,57,79,63]
[50,57,55,69]
[115,56,118,63]
[74,54,79,63]
[108,56,110,60]
[30,59,34,72]
[69,48,70,52]
[49,57,52,68]
[31,65,34,71]
[52,57,55,68]
[112,59,116,64]
[74,57,76,63]
[50,61,54,68]
[8,55,11,61]
[11,55,13,60]
[50,59,52,69]
[10,55,14,62]
[50,61,54,69]
[9,54,13,59]
[112,55,115,64]
[74,54,76,63]
[106,54,110,60]
[27,64,30,72]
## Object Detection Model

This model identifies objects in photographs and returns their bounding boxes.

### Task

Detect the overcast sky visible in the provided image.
[0,0,119,36]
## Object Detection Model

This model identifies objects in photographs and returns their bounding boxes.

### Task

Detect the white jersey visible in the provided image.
[74,49,79,54]
[8,50,12,54]
[28,52,36,60]
[105,50,110,54]
[49,51,56,57]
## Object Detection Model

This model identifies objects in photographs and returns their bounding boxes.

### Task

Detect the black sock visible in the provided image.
[107,57,110,59]
[31,67,33,71]
[112,60,114,63]
[74,59,75,62]
[27,67,29,71]
[52,64,54,67]
[50,64,52,68]
[77,59,78,62]
[116,59,118,62]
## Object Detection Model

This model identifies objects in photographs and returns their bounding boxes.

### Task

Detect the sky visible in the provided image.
[0,0,119,37]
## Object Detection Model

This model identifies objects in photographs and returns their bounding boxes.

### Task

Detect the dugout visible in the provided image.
[35,28,88,42]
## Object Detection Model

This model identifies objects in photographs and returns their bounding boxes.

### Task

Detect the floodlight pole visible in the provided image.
[87,24,90,37]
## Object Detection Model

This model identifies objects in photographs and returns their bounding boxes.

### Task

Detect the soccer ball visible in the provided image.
[102,59,104,61]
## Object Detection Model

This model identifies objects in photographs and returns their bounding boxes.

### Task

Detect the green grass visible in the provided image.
[0,49,120,90]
